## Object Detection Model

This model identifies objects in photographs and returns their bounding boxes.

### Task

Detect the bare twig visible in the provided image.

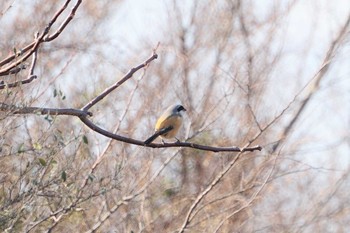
[0,75,37,89]
[177,128,264,233]
[213,150,279,232]
[77,62,151,200]
[7,64,27,75]
[86,149,182,233]
[0,0,15,18]
[44,0,82,41]
[82,51,158,111]
[272,12,350,152]
[178,150,245,232]
[177,12,350,233]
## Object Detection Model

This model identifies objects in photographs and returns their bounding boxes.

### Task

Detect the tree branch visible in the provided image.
[272,12,350,152]
[0,0,82,75]
[177,129,264,232]
[0,47,260,153]
[0,103,92,117]
[44,0,82,41]
[79,115,261,152]
[81,51,158,111]
[0,43,38,89]
[86,149,182,233]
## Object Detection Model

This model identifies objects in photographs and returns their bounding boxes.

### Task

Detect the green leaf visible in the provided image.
[44,115,53,123]
[53,89,57,97]
[100,187,106,195]
[164,188,176,197]
[17,143,25,153]
[82,135,88,144]
[38,158,47,166]
[88,174,94,182]
[61,171,67,182]
[33,142,42,150]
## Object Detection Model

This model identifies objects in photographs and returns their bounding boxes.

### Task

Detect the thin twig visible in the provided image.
[0,0,81,74]
[177,128,264,233]
[86,149,182,233]
[44,0,82,41]
[213,149,280,232]
[177,12,350,233]
[272,12,350,152]
[82,52,158,111]
[77,63,151,200]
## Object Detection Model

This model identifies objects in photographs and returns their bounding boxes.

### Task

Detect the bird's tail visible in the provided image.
[144,132,161,145]
[144,126,174,145]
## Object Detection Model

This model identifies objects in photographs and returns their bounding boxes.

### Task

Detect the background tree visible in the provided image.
[0,0,349,232]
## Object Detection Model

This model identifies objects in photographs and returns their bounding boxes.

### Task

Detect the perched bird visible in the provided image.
[144,104,186,144]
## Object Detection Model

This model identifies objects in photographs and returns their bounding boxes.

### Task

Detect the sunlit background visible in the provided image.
[1,0,350,232]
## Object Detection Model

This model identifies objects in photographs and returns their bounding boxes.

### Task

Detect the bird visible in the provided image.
[144,104,186,145]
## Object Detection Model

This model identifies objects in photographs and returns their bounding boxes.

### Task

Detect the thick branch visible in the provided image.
[0,103,92,117]
[79,115,261,152]
[146,140,261,152]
